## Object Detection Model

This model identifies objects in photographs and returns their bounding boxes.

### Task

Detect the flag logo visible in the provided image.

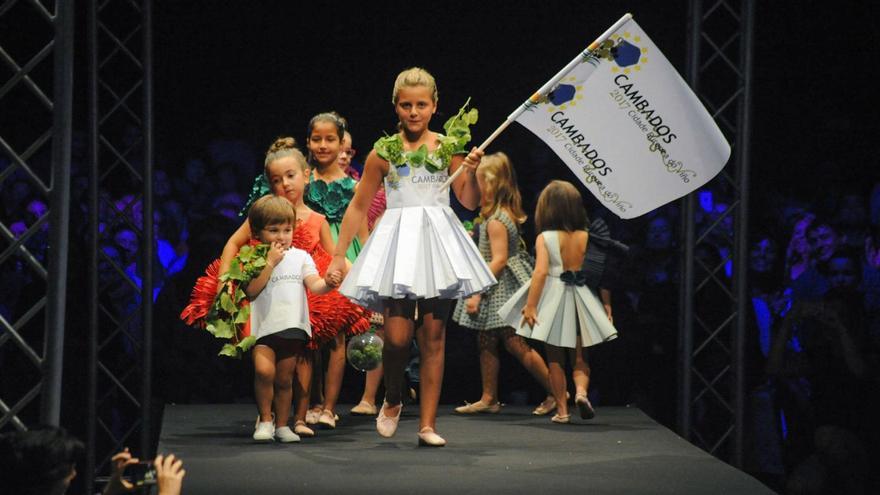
[608,34,649,74]
[544,77,585,111]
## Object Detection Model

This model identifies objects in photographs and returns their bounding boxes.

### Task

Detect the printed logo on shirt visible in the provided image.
[411,174,447,184]
[270,273,303,284]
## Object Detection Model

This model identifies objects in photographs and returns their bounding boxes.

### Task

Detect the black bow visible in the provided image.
[560,270,587,286]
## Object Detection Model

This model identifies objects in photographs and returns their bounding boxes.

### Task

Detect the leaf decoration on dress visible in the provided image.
[179,242,268,359]
[372,99,478,173]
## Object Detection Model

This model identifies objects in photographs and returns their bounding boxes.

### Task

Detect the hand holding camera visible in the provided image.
[101,449,185,495]
[103,448,143,494]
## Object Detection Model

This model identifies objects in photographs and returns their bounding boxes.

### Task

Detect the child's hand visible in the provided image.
[521,306,538,329]
[462,146,484,174]
[266,241,286,268]
[325,270,343,288]
[328,255,348,280]
[465,294,481,315]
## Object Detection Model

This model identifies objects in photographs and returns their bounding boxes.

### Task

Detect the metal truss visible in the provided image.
[0,0,73,430]
[86,0,153,492]
[679,0,754,466]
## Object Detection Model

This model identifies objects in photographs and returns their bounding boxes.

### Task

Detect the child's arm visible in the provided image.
[316,221,354,270]
[357,220,369,246]
[303,273,337,295]
[465,218,508,314]
[302,252,339,295]
[449,147,483,211]
[328,151,387,276]
[318,218,336,255]
[600,288,613,323]
[243,241,285,300]
[521,233,549,329]
[486,219,509,277]
[220,219,252,277]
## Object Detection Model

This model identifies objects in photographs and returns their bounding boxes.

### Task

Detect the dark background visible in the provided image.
[150,1,880,207]
[3,3,880,492]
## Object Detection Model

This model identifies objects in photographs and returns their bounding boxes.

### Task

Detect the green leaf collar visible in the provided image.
[373,99,479,173]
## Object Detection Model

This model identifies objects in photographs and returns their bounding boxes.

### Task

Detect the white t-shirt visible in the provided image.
[249,247,318,340]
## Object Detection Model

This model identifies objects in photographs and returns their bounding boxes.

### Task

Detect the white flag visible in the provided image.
[515,16,730,219]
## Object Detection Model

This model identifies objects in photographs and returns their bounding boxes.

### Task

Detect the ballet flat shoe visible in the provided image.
[376,401,402,438]
[417,427,446,447]
[318,410,337,429]
[294,420,315,437]
[551,413,571,424]
[350,401,378,415]
[454,400,501,414]
[305,407,321,425]
[532,397,557,416]
[533,392,570,415]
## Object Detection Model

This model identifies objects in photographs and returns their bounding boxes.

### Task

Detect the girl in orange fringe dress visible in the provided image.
[181,138,370,437]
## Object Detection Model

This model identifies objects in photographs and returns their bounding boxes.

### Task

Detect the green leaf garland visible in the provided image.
[204,243,270,359]
[373,99,479,174]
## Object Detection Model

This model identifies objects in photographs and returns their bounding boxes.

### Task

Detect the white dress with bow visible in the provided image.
[498,230,617,349]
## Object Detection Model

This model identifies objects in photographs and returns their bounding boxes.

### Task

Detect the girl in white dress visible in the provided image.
[327,67,495,446]
[499,181,617,423]
[246,196,341,443]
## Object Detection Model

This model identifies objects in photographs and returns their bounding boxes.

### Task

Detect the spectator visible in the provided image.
[0,427,186,495]
[785,212,815,283]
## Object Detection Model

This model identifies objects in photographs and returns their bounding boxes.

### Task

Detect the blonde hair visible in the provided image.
[477,152,526,224]
[534,180,588,233]
[248,195,296,235]
[391,67,438,104]
[264,137,308,174]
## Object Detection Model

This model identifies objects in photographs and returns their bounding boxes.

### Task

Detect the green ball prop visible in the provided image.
[346,333,384,371]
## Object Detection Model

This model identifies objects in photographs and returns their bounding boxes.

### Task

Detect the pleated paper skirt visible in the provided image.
[340,206,496,312]
[498,278,618,349]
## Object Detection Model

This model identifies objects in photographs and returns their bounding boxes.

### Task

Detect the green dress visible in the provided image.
[304,172,362,262]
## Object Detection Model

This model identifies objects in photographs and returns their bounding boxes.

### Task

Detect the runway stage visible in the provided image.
[157,404,773,494]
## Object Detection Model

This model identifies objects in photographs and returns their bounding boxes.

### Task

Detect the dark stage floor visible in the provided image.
[157,403,773,494]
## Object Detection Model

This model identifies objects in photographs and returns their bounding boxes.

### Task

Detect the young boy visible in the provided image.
[245,195,341,442]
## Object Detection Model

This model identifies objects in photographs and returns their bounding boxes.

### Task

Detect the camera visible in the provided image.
[128,461,157,486]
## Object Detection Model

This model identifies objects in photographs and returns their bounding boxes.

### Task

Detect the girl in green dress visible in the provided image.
[302,113,369,429]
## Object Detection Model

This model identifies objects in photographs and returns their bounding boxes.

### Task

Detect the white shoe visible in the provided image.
[376,401,402,438]
[253,421,275,442]
[417,427,446,447]
[274,426,301,443]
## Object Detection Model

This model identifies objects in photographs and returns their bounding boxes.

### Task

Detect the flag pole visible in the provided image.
[439,12,633,192]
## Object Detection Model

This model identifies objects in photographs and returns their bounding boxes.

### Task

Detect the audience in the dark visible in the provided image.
[2,129,879,494]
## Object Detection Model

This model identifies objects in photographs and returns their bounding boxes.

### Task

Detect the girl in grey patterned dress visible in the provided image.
[452,153,557,415]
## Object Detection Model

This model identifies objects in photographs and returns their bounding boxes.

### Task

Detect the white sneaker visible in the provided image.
[253,421,275,442]
[274,426,301,443]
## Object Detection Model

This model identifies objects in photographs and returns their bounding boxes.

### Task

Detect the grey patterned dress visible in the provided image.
[452,210,534,330]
